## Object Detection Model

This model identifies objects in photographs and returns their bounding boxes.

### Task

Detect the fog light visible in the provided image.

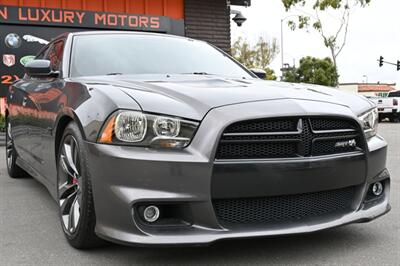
[143,206,160,223]
[372,182,383,196]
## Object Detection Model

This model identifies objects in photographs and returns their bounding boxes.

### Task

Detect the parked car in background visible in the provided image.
[369,91,400,122]
[5,31,391,249]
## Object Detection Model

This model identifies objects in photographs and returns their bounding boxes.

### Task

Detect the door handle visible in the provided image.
[22,97,27,107]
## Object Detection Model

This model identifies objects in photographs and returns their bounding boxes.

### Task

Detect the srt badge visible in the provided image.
[335,139,357,149]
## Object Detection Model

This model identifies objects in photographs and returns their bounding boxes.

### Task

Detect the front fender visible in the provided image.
[63,82,142,142]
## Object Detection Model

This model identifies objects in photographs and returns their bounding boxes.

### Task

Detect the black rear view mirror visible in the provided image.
[25,60,59,78]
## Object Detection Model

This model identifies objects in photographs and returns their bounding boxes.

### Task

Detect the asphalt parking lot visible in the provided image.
[0,123,399,265]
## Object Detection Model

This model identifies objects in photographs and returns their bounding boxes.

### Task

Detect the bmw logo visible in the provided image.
[5,33,22,49]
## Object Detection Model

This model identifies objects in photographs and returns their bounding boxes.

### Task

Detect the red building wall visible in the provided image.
[0,0,184,19]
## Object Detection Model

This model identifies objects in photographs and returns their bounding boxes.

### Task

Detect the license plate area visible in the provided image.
[212,153,366,199]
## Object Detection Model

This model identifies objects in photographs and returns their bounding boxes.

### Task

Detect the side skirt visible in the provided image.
[16,157,58,200]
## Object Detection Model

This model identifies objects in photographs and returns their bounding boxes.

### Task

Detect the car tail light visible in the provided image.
[393,99,398,106]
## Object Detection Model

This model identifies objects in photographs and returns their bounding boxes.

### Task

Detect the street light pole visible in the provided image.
[281,19,284,70]
[280,15,297,72]
[363,75,368,84]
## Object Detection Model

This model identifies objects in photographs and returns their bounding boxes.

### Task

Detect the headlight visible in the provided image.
[153,117,180,137]
[358,108,379,139]
[98,110,199,149]
[114,111,147,142]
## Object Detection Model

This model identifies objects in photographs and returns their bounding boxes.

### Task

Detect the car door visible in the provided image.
[28,40,66,183]
[9,45,52,170]
[7,75,32,167]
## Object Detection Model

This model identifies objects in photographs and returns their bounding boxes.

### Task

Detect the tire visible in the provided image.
[57,122,104,249]
[5,119,28,178]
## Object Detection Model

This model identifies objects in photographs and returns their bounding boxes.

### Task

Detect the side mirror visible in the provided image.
[25,60,59,78]
[250,68,267,79]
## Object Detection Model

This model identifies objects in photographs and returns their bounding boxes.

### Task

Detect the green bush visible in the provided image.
[0,115,5,132]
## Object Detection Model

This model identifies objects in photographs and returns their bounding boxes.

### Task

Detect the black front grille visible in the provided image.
[216,142,298,159]
[225,118,298,133]
[311,118,356,131]
[213,186,356,226]
[216,117,363,160]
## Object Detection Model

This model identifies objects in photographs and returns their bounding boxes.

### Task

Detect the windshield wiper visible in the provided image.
[106,72,124,76]
[181,72,214,75]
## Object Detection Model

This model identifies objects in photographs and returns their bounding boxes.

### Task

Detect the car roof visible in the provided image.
[68,30,198,42]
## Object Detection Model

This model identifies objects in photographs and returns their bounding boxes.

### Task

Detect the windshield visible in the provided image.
[70,34,253,78]
[388,91,400,97]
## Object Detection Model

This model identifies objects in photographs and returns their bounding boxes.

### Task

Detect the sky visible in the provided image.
[231,0,400,87]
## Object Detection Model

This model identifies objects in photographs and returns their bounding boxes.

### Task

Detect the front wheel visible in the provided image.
[57,122,104,249]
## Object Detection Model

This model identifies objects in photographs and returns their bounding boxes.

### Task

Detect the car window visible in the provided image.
[388,91,400,97]
[35,45,51,60]
[47,41,64,71]
[70,34,253,79]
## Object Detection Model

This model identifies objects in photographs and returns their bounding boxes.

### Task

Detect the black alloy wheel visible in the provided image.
[58,134,82,234]
[57,122,103,249]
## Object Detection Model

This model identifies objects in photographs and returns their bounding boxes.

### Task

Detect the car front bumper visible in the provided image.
[85,100,391,246]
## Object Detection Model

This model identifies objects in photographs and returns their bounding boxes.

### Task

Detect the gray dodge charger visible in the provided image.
[6,31,391,249]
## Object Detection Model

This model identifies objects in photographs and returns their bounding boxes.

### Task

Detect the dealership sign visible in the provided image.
[0,5,182,33]
[0,5,184,97]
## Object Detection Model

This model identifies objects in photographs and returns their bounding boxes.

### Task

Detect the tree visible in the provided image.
[231,37,256,69]
[265,67,278,81]
[282,56,338,87]
[231,37,279,80]
[282,0,371,84]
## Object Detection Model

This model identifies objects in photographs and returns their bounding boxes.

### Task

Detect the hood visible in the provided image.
[76,74,374,121]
